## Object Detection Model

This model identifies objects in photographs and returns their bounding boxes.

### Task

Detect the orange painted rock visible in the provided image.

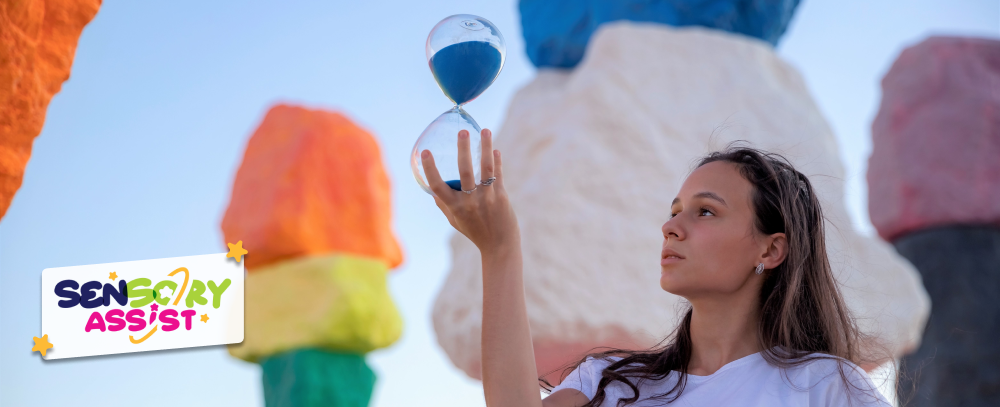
[222,105,403,270]
[0,0,101,219]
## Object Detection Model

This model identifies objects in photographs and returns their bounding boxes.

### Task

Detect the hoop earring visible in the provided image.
[755,263,764,275]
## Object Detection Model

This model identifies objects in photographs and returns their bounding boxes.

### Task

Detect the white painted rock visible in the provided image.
[432,22,930,383]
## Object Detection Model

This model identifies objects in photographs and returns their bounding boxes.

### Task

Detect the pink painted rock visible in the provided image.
[868,36,1000,242]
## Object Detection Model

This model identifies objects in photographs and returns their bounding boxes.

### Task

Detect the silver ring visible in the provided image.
[461,185,477,194]
[481,177,496,186]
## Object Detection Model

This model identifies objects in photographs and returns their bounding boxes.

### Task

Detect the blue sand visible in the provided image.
[445,179,463,191]
[430,41,502,106]
[520,0,801,68]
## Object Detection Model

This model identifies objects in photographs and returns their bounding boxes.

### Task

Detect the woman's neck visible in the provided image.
[686,295,762,376]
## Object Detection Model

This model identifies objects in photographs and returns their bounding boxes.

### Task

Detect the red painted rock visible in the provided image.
[868,36,1000,242]
[0,0,101,219]
[221,105,403,270]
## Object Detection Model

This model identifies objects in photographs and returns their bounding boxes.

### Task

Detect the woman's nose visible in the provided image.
[662,217,683,240]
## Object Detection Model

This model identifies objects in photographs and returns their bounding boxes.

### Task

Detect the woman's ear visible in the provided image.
[760,233,787,270]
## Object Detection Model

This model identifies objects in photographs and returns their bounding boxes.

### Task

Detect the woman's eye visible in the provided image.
[670,208,713,218]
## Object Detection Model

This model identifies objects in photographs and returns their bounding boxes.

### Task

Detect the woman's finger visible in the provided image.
[480,129,494,184]
[421,150,457,203]
[456,130,476,192]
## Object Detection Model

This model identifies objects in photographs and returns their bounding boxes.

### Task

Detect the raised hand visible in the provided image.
[420,128,520,254]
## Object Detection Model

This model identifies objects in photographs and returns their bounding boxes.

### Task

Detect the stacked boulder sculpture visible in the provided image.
[0,0,101,220]
[432,2,932,385]
[222,105,403,406]
[868,36,1000,407]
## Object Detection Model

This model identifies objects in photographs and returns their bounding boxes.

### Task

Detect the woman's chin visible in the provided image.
[659,270,682,294]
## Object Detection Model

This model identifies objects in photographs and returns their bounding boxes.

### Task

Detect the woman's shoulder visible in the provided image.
[556,355,626,387]
[776,352,892,407]
[581,355,625,368]
[779,352,867,377]
[549,356,609,400]
[568,355,634,376]
[550,355,649,401]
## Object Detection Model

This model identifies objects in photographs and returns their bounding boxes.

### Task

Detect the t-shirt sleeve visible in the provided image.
[551,356,610,401]
[813,360,894,407]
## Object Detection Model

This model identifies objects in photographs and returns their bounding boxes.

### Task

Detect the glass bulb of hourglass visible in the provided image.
[411,14,505,194]
[410,107,482,194]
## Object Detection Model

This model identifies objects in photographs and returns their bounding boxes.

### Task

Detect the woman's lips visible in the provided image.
[661,256,684,266]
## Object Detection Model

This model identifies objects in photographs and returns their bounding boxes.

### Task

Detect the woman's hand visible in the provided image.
[420,128,520,255]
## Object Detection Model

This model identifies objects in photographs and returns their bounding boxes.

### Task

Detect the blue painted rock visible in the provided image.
[520,0,800,68]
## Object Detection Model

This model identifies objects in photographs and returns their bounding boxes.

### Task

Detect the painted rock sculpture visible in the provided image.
[222,105,403,406]
[0,0,101,219]
[869,36,1000,407]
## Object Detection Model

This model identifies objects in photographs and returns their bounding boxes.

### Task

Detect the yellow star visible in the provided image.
[201,314,209,323]
[226,240,248,263]
[109,271,118,280]
[32,334,54,357]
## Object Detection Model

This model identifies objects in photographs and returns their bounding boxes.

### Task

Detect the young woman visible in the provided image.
[419,128,892,407]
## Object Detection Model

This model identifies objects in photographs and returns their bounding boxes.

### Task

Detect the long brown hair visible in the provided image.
[540,142,886,406]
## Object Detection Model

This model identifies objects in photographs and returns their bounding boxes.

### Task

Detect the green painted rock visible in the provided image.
[260,348,376,407]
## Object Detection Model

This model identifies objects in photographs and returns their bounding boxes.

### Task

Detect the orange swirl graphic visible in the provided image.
[128,267,190,344]
[168,267,189,306]
[129,325,158,344]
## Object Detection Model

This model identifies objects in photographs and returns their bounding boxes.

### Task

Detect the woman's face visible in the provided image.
[659,161,765,299]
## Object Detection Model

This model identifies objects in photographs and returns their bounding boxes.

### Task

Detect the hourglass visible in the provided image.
[410,14,506,194]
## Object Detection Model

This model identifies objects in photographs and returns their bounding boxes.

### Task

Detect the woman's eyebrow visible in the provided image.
[671,192,728,208]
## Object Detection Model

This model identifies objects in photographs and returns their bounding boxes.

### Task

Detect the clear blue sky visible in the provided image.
[1,1,996,405]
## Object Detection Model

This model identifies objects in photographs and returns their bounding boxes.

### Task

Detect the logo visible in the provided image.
[40,253,244,359]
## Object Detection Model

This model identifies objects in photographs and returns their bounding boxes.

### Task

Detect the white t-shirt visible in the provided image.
[550,352,892,406]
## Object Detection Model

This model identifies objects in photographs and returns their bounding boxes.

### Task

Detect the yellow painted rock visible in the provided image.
[0,0,101,219]
[228,253,402,362]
